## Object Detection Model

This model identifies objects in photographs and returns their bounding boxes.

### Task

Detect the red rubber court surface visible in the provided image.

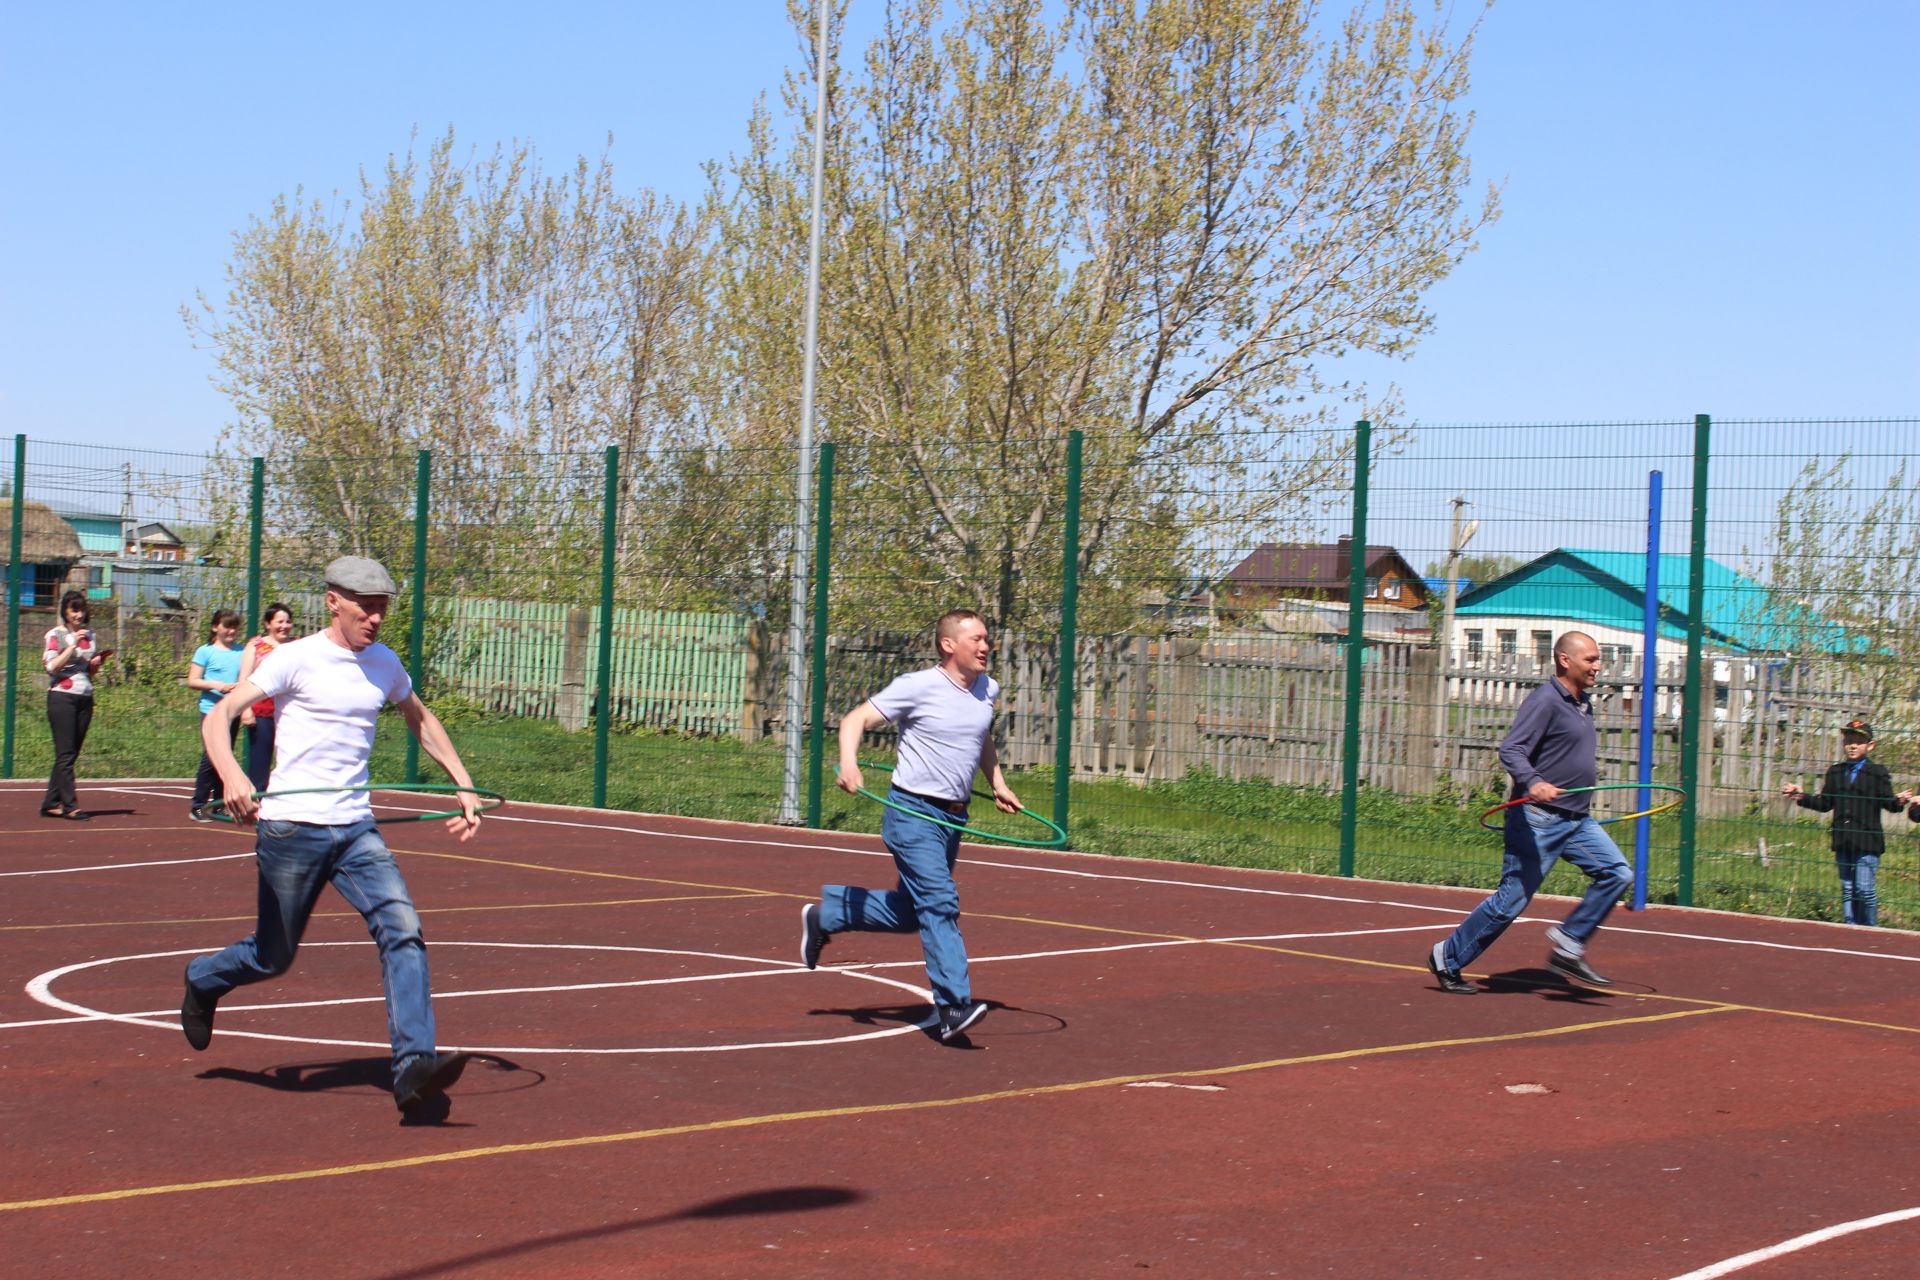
[4,780,1919,1278]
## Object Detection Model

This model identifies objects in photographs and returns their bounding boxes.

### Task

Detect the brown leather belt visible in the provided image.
[893,787,967,816]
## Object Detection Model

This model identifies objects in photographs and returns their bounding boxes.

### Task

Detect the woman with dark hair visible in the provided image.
[42,590,110,819]
[237,602,294,791]
[187,609,244,821]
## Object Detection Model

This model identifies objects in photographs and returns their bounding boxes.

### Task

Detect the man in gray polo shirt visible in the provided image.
[801,608,1021,1042]
[1426,630,1634,994]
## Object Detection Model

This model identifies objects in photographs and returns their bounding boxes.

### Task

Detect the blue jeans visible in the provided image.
[186,819,436,1068]
[1836,852,1879,926]
[1441,806,1633,970]
[819,788,971,1008]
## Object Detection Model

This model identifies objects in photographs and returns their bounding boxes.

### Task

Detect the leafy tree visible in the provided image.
[185,130,718,605]
[721,0,1496,632]
[1748,455,1920,750]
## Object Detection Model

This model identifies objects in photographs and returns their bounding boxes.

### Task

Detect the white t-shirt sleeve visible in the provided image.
[382,648,414,704]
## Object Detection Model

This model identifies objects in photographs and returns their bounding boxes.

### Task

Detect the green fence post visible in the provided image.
[3,435,24,779]
[593,445,620,809]
[404,449,430,785]
[1676,414,1711,907]
[804,443,837,827]
[245,457,264,647]
[1052,430,1085,842]
[1337,420,1373,878]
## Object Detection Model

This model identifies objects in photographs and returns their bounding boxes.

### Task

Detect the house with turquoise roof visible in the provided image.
[1451,549,1857,673]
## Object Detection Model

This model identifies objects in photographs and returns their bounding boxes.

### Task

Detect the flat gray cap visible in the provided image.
[324,555,398,596]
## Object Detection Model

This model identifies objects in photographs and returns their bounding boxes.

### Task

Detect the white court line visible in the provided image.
[0,853,253,878]
[37,785,1920,967]
[1,924,1452,1034]
[24,943,935,1054]
[1669,1206,1920,1278]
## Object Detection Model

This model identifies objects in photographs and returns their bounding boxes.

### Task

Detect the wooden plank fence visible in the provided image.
[430,599,748,736]
[804,631,1869,819]
[425,604,1875,818]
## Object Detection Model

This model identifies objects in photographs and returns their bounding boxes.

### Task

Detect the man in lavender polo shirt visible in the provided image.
[800,609,1022,1043]
[1426,630,1633,994]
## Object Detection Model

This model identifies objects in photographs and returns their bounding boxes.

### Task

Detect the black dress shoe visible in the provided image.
[1548,951,1613,986]
[394,1051,472,1112]
[1426,943,1477,994]
[181,967,218,1051]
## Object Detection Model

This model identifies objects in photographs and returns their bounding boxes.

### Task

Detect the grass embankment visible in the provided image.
[9,681,1913,927]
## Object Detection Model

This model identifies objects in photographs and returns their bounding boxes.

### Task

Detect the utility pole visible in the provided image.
[121,463,134,559]
[776,0,833,825]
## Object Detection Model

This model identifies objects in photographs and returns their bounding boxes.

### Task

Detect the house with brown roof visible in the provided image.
[1,499,86,606]
[1215,536,1430,617]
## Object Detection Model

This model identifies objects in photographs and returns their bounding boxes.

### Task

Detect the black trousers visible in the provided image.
[245,714,276,792]
[44,692,94,811]
[192,716,241,811]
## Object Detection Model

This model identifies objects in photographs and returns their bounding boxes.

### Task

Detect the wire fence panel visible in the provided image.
[5,421,1918,928]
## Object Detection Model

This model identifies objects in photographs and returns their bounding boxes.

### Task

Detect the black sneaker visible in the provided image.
[393,1051,472,1112]
[799,903,830,970]
[936,1001,988,1042]
[188,806,213,823]
[1426,942,1477,994]
[181,966,218,1050]
[1548,951,1613,986]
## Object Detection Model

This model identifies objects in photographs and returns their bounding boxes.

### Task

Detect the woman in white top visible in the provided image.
[42,590,111,820]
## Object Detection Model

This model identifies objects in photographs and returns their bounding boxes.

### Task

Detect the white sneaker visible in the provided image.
[1544,924,1583,958]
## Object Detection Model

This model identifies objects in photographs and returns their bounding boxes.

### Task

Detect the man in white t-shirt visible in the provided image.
[181,556,486,1117]
[801,609,1021,1043]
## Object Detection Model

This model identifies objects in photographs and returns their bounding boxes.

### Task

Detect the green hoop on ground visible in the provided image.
[1477,783,1687,832]
[210,783,506,825]
[853,761,1067,849]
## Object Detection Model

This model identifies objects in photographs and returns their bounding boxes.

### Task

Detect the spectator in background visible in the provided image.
[41,590,111,820]
[187,609,244,821]
[238,602,294,792]
[1783,719,1904,927]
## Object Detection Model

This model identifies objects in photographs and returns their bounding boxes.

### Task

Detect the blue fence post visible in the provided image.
[1633,470,1663,909]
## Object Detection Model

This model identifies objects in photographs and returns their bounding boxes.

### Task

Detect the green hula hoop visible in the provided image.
[854,762,1066,849]
[1478,782,1687,832]
[211,783,506,825]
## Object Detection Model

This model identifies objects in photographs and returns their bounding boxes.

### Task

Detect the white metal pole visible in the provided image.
[778,0,834,824]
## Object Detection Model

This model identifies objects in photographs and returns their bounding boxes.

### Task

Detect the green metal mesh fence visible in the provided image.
[6,421,1919,928]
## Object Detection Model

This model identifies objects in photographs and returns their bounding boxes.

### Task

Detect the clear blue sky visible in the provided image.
[2,1,1915,456]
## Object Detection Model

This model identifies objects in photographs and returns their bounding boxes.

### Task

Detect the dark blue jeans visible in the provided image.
[1836,851,1880,926]
[186,818,436,1068]
[819,788,971,1008]
[1442,805,1633,971]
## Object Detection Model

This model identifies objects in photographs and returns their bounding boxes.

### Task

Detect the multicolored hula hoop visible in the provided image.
[1477,783,1686,832]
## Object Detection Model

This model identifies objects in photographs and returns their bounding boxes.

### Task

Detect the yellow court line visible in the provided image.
[0,1005,1734,1214]
[973,911,1920,1035]
[0,893,766,934]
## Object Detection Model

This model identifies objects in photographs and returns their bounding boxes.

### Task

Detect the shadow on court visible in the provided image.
[1479,967,1632,1005]
[197,1052,542,1104]
[365,1186,865,1279]
[805,999,1066,1048]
